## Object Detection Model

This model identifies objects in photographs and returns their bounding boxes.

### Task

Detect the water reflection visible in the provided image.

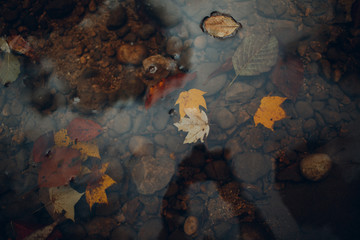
[0,0,360,239]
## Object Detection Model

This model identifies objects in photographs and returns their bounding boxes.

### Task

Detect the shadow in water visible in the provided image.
[159,144,275,239]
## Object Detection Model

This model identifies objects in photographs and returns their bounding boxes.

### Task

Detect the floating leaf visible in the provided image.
[66,118,103,142]
[230,34,279,85]
[175,89,207,119]
[32,132,54,163]
[85,163,116,210]
[271,56,304,101]
[41,186,84,221]
[145,72,197,109]
[201,11,242,38]
[0,52,20,85]
[174,108,209,144]
[38,147,81,188]
[253,96,287,131]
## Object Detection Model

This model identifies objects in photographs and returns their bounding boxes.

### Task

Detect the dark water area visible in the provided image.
[1,0,360,239]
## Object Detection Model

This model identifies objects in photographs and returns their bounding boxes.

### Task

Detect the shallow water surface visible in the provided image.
[0,0,360,239]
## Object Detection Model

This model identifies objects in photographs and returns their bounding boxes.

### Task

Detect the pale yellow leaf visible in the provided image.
[174,108,209,144]
[48,185,84,221]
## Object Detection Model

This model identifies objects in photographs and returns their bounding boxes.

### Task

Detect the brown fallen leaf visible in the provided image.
[253,96,287,131]
[201,11,241,38]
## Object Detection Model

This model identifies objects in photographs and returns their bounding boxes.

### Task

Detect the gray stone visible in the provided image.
[320,109,341,124]
[131,155,175,195]
[108,111,131,134]
[129,136,154,157]
[190,63,227,96]
[232,152,271,182]
[138,218,165,240]
[166,36,183,57]
[300,153,332,181]
[165,134,188,153]
[215,109,235,129]
[225,82,256,102]
[153,109,170,131]
[295,101,314,119]
[303,118,317,132]
[256,0,287,19]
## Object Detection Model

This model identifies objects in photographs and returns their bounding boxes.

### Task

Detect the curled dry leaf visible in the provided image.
[201,11,242,38]
[253,96,287,131]
[174,108,209,144]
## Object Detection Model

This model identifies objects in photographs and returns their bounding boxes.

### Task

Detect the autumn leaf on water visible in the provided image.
[253,96,287,131]
[38,147,82,188]
[86,162,116,210]
[175,89,207,119]
[145,72,197,109]
[271,55,304,101]
[66,118,103,142]
[54,128,100,159]
[201,11,242,38]
[39,185,84,221]
[174,108,209,144]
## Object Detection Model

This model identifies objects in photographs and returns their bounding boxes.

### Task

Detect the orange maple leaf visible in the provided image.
[253,96,287,131]
[85,163,116,210]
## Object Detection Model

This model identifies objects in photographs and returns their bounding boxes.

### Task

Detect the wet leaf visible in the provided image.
[42,186,84,221]
[38,147,82,188]
[201,12,241,38]
[66,118,103,142]
[253,96,287,131]
[271,56,304,101]
[175,89,207,119]
[174,108,209,144]
[54,129,100,159]
[0,52,21,85]
[231,34,278,84]
[7,35,37,59]
[145,72,197,109]
[32,132,54,163]
[85,163,116,210]
[0,37,10,53]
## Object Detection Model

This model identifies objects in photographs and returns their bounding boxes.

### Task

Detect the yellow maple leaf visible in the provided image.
[85,163,116,210]
[54,129,100,159]
[253,96,287,131]
[175,89,207,119]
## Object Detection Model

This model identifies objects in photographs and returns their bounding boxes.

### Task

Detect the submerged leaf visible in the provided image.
[38,147,81,188]
[174,108,209,144]
[175,89,207,119]
[232,34,279,76]
[145,72,197,109]
[253,96,287,131]
[66,118,103,142]
[0,37,10,53]
[201,12,241,38]
[85,163,116,210]
[271,56,304,101]
[0,52,20,85]
[44,186,84,221]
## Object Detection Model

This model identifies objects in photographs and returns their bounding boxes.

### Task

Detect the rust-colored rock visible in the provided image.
[116,44,147,65]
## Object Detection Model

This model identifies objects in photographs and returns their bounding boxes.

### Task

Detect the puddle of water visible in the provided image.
[1,0,360,239]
